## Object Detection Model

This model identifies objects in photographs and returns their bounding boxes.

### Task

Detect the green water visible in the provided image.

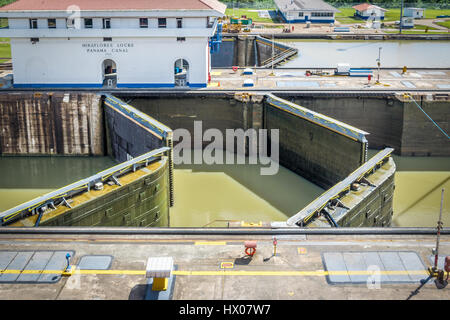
[0,154,325,226]
[170,158,324,227]
[367,150,450,227]
[279,40,450,68]
[0,156,116,212]
[0,153,449,228]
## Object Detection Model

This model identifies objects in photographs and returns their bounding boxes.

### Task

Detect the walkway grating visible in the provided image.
[276,81,319,88]
[78,255,113,270]
[0,250,74,284]
[323,251,427,285]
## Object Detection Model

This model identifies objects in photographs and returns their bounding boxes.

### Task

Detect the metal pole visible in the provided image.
[434,188,445,269]
[377,47,381,83]
[399,0,404,34]
[271,33,274,75]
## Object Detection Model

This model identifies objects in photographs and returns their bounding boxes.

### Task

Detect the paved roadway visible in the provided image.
[0,231,448,300]
[208,68,450,92]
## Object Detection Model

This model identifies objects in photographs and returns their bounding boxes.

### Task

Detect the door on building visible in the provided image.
[174,59,189,87]
[102,59,117,88]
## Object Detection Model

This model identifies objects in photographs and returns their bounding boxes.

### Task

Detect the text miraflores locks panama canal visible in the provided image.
[82,42,135,53]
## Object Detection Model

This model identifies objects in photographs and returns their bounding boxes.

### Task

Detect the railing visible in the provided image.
[103,94,172,140]
[265,94,369,143]
[257,36,298,68]
[0,147,170,226]
[286,148,394,227]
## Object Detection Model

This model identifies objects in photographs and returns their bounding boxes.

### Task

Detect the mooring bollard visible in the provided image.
[62,253,75,276]
[146,257,173,291]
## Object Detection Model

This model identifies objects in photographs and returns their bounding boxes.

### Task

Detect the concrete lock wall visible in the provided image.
[401,99,450,156]
[308,156,395,228]
[124,94,367,189]
[264,95,367,190]
[0,92,104,156]
[39,158,170,227]
[103,98,167,163]
[0,93,172,228]
[284,95,450,156]
[123,96,248,150]
[211,35,294,67]
[0,92,397,228]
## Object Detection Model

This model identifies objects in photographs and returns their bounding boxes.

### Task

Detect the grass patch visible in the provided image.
[336,8,450,24]
[0,42,11,59]
[423,9,450,19]
[435,20,450,28]
[225,8,279,23]
[335,8,363,24]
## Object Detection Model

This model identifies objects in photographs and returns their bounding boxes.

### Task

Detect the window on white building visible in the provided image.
[29,19,38,29]
[66,18,75,28]
[84,18,93,29]
[206,16,214,28]
[311,12,333,17]
[158,18,166,28]
[48,19,56,29]
[177,18,183,28]
[299,12,304,17]
[103,18,111,29]
[140,18,148,28]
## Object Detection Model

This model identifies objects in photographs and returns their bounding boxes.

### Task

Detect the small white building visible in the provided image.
[404,8,425,19]
[400,17,415,29]
[0,0,226,89]
[274,0,339,24]
[352,3,387,20]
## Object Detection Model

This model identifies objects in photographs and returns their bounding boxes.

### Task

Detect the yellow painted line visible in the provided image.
[207,82,219,87]
[0,270,429,276]
[210,72,222,76]
[194,241,227,246]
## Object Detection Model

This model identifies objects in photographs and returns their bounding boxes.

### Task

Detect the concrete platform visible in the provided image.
[0,231,449,300]
[208,68,450,92]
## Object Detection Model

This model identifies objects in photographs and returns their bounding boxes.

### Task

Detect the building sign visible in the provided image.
[82,42,134,53]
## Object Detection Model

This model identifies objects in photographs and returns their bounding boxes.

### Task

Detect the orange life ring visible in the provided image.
[245,247,256,256]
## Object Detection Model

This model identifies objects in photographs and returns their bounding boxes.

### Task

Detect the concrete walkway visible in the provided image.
[0,232,448,300]
[208,68,450,92]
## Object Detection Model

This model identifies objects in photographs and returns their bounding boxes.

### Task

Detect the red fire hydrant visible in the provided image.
[368,74,372,82]
[244,241,257,257]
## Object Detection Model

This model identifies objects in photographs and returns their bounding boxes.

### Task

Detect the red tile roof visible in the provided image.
[352,3,386,12]
[0,0,226,13]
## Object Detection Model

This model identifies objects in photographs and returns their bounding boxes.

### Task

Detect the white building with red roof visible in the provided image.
[0,0,226,88]
[352,3,387,21]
